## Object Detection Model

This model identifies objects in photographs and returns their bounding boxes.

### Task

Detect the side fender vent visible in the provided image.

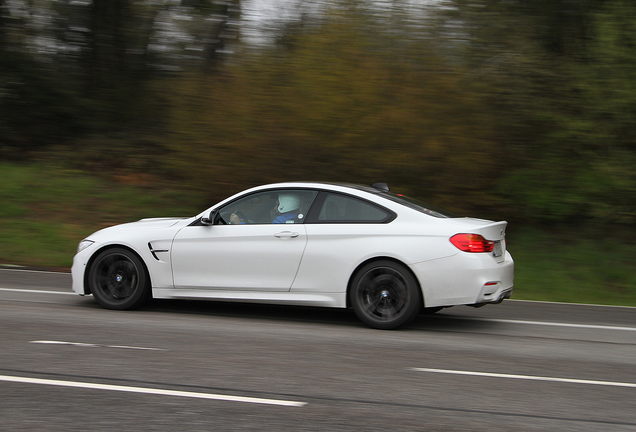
[148,242,169,261]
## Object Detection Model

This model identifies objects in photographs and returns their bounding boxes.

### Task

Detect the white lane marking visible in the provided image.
[410,368,636,389]
[0,374,307,407]
[30,341,166,351]
[2,268,635,310]
[462,317,636,332]
[2,285,633,332]
[508,299,636,309]
[0,288,76,296]
[0,268,69,275]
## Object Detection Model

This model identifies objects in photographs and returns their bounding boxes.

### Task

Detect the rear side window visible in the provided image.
[379,192,453,218]
[308,192,395,223]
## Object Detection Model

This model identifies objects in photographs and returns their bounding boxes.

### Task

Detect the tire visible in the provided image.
[88,248,151,310]
[350,260,422,330]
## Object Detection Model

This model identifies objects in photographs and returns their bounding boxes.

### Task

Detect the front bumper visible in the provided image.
[71,246,94,295]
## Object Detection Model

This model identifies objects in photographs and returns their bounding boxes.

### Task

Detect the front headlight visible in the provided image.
[77,240,94,254]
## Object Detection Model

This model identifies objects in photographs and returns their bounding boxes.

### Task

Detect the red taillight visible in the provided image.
[450,234,495,253]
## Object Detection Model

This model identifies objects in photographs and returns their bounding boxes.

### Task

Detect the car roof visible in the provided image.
[257,181,385,195]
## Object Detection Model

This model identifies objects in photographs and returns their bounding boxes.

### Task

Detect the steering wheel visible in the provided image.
[233,210,248,224]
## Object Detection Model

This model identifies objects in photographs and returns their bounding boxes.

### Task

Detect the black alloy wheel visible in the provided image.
[350,260,421,329]
[88,248,150,310]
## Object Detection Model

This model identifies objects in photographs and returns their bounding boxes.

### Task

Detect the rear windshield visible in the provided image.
[379,192,454,218]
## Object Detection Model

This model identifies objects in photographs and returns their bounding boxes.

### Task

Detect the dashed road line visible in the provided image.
[30,340,166,351]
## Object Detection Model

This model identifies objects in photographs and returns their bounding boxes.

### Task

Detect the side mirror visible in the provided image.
[201,213,212,226]
[201,209,224,226]
[201,209,216,226]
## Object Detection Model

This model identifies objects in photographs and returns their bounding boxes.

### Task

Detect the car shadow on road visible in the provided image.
[144,298,362,327]
[409,312,500,333]
[77,297,497,332]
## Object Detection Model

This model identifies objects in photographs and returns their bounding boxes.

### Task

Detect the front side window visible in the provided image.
[311,193,394,223]
[218,189,318,225]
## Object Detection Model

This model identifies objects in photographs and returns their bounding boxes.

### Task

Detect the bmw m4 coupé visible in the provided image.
[72,182,514,329]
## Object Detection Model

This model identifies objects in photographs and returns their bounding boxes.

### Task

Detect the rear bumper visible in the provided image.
[471,285,513,307]
[410,251,514,308]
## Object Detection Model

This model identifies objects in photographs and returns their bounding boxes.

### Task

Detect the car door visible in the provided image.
[171,189,317,292]
[290,191,396,294]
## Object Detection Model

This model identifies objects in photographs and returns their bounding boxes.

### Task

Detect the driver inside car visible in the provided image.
[271,193,301,224]
[229,193,301,224]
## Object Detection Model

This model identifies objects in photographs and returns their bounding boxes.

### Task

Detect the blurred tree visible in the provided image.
[0,0,240,156]
[1,0,634,227]
[0,0,87,155]
[566,0,636,222]
[434,0,636,225]
[0,0,7,52]
[162,3,502,214]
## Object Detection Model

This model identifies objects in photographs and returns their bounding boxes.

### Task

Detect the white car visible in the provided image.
[72,182,514,329]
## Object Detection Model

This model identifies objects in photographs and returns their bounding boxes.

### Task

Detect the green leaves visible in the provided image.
[2,0,635,226]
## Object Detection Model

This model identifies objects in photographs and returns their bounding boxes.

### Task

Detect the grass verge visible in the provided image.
[1,163,634,306]
[507,227,636,306]
[0,162,205,267]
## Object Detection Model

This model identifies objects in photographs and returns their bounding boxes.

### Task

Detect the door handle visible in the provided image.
[274,231,299,239]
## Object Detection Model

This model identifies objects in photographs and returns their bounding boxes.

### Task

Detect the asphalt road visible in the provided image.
[1,268,635,431]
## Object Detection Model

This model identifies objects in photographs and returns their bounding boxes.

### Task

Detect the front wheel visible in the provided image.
[88,248,151,310]
[350,260,422,330]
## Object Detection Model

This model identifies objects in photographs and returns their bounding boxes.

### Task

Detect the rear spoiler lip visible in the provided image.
[447,219,508,241]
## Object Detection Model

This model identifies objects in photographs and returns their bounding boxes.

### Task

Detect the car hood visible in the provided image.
[90,217,188,237]
[115,217,186,230]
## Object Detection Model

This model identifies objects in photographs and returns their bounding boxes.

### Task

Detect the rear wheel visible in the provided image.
[88,248,150,310]
[350,260,421,329]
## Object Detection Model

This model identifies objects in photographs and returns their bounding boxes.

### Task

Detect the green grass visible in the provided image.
[1,163,634,307]
[0,163,205,267]
[507,227,636,306]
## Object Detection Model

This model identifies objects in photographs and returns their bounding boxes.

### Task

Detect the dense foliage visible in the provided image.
[1,0,635,226]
